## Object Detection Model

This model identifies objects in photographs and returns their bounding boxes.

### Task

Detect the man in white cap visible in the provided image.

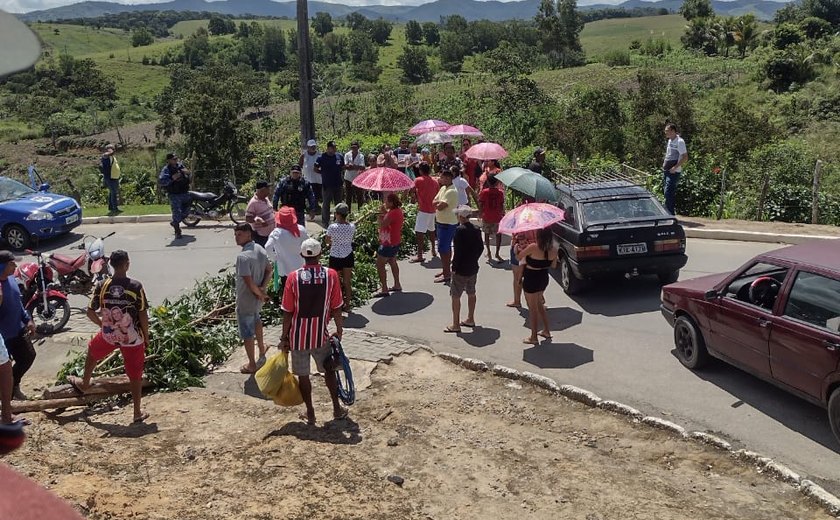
[299,139,322,211]
[279,238,346,425]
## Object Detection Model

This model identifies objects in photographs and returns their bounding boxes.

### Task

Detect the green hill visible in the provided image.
[29,23,134,57]
[580,15,687,58]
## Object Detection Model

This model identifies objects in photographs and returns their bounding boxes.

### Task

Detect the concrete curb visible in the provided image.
[433,352,840,518]
[82,214,171,225]
[684,227,838,245]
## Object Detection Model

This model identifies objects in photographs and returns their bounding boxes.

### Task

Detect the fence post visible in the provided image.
[716,168,726,220]
[812,160,823,224]
[756,172,771,221]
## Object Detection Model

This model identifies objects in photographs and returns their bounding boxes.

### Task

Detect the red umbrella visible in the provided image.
[498,203,565,235]
[447,124,484,137]
[409,119,451,135]
[465,142,508,161]
[352,167,414,192]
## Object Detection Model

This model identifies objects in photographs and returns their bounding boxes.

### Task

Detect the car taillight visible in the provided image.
[654,239,684,252]
[575,244,610,258]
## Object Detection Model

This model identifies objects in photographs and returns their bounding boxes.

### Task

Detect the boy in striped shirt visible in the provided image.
[280,238,346,425]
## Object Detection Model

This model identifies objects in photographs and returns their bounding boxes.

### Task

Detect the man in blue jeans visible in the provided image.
[314,140,344,227]
[158,153,192,239]
[662,123,688,215]
[100,144,121,214]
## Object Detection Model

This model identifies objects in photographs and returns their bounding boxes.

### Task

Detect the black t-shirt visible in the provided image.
[528,160,543,175]
[315,153,344,190]
[452,222,483,277]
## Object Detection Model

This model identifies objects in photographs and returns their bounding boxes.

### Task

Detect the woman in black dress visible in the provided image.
[516,227,558,344]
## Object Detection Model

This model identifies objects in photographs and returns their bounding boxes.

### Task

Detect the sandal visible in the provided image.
[444,326,461,333]
[67,376,88,394]
[373,291,390,298]
[239,364,256,374]
[538,331,553,340]
[298,412,316,426]
[333,408,349,420]
[460,320,476,327]
[389,287,402,292]
[433,277,450,284]
[408,257,424,264]
[523,337,538,345]
[133,412,150,424]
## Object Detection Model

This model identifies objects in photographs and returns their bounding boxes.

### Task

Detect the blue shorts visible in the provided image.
[237,311,261,340]
[378,245,400,258]
[436,223,457,254]
[510,246,519,266]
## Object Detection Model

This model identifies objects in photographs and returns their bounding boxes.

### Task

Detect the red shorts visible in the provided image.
[88,332,146,380]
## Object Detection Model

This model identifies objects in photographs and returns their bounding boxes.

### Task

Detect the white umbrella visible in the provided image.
[414,131,454,146]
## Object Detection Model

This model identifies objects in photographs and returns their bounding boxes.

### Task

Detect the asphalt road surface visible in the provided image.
[31,221,840,493]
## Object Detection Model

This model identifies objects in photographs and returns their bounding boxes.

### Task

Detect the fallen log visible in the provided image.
[43,376,152,399]
[12,396,94,414]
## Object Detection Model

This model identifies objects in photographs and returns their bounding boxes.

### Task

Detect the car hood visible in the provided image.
[0,192,77,214]
[666,272,729,292]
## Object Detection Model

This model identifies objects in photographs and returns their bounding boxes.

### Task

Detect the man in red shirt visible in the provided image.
[478,175,505,262]
[280,238,346,425]
[410,162,438,263]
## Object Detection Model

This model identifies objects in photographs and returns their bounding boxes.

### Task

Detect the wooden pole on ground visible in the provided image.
[11,377,152,413]
[812,160,823,224]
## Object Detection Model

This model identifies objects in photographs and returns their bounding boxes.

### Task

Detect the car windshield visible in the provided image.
[0,177,35,202]
[581,197,665,223]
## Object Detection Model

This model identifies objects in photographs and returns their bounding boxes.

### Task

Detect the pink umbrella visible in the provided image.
[352,167,414,192]
[498,203,565,235]
[409,119,451,135]
[447,124,484,137]
[465,142,508,161]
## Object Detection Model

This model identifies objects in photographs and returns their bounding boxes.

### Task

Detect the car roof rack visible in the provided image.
[554,163,654,193]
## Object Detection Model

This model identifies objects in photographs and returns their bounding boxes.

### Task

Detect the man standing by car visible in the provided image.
[662,123,688,216]
[100,144,121,214]
[158,153,192,239]
[273,165,316,225]
[245,180,275,247]
[314,140,344,227]
[0,251,38,401]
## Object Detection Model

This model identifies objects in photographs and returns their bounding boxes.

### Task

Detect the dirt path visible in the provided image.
[4,351,831,520]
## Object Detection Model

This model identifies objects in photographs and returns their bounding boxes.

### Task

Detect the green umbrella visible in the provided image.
[496,167,558,203]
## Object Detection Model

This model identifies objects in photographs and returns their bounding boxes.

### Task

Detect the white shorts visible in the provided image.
[414,211,436,233]
[0,336,8,365]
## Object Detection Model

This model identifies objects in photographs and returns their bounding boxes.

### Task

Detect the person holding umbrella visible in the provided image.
[374,193,404,298]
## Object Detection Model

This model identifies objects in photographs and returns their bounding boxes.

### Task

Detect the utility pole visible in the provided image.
[297,0,315,147]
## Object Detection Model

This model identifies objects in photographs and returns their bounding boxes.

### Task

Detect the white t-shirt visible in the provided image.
[265,225,309,277]
[327,222,356,258]
[301,151,321,184]
[453,176,470,206]
[664,136,687,173]
[344,151,366,182]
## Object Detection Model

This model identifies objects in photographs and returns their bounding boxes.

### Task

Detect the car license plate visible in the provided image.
[65,214,79,225]
[617,242,647,255]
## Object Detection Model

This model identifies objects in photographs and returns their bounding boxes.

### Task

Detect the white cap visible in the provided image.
[306,139,317,147]
[300,238,322,258]
[454,205,473,217]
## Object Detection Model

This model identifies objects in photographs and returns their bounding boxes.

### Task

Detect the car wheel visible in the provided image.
[829,387,840,447]
[559,255,584,295]
[2,224,30,251]
[658,270,680,285]
[674,315,709,369]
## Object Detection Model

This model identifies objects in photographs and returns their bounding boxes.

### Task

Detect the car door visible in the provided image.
[769,269,840,400]
[707,261,791,377]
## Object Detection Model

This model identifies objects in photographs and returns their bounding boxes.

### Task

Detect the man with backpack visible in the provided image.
[158,153,192,239]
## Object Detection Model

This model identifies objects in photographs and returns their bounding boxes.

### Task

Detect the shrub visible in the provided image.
[603,49,631,66]
[761,48,816,92]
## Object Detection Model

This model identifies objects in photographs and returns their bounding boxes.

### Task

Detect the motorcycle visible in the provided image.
[14,250,71,335]
[47,232,115,294]
[182,180,249,228]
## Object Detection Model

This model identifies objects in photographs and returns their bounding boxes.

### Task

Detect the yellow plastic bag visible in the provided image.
[255,351,289,399]
[274,369,303,407]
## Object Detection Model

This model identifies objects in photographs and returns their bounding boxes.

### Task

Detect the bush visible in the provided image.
[761,48,816,92]
[639,38,671,57]
[603,50,631,67]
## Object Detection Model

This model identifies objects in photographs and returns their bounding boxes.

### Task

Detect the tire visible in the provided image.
[229,201,247,225]
[559,255,584,295]
[658,270,680,285]
[28,295,71,335]
[2,224,30,251]
[829,387,840,447]
[182,204,201,228]
[673,315,710,369]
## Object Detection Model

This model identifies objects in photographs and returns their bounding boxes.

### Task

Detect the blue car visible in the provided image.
[0,176,82,250]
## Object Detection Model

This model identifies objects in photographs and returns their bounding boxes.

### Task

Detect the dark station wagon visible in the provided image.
[660,239,840,444]
[551,180,688,294]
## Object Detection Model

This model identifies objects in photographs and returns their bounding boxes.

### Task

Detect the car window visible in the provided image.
[0,178,35,202]
[559,195,577,227]
[581,197,665,223]
[783,271,840,333]
[724,261,789,310]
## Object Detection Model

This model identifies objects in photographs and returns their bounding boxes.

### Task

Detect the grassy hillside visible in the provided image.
[580,14,687,58]
[29,22,133,56]
[170,18,298,37]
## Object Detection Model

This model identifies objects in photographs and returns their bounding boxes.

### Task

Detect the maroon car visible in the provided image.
[660,240,840,443]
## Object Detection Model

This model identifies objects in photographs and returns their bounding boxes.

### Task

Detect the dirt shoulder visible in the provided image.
[5,351,831,520]
[681,216,840,237]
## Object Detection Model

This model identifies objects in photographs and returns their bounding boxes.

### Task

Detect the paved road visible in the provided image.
[28,222,840,492]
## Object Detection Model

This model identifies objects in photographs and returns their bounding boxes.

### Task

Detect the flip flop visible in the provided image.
[444,326,461,333]
[373,291,390,298]
[67,376,87,395]
[298,412,316,426]
[433,277,450,284]
[239,364,256,374]
[333,408,349,420]
[539,332,553,340]
[389,287,402,292]
[506,302,521,308]
[523,337,538,345]
[133,412,150,424]
[408,257,424,263]
[460,321,476,327]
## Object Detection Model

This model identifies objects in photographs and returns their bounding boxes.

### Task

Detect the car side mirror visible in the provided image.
[38,183,50,192]
[704,289,718,301]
